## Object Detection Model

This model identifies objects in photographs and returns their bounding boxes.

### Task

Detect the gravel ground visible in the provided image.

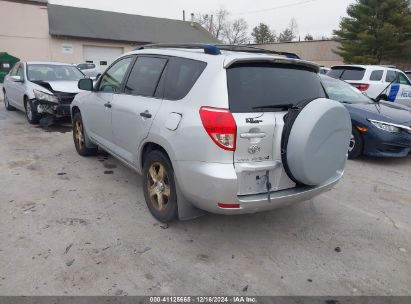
[0,101,410,296]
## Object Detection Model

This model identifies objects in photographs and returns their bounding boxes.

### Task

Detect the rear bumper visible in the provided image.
[174,160,343,215]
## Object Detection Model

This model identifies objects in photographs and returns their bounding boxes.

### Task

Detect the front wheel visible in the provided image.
[348,127,363,159]
[143,150,178,222]
[72,112,98,156]
[24,99,40,124]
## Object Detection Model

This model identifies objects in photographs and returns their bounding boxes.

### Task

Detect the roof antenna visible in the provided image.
[183,10,186,21]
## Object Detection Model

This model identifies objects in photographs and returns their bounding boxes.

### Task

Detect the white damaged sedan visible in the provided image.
[2,61,86,125]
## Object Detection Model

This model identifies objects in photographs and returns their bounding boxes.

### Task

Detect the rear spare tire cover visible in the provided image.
[283,98,351,186]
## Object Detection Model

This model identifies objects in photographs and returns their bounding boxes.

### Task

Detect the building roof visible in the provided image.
[47,4,219,44]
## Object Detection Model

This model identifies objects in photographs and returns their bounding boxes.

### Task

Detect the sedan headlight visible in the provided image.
[368,119,400,133]
[33,90,59,104]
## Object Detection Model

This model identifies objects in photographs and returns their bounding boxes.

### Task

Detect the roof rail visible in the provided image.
[136,43,300,59]
[214,45,300,59]
[137,43,221,55]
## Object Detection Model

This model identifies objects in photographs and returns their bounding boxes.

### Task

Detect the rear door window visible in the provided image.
[163,57,207,100]
[227,63,325,113]
[385,70,398,83]
[124,56,167,97]
[369,70,383,81]
[328,67,365,81]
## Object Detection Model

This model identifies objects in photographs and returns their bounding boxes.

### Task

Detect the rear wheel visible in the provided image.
[24,98,40,124]
[143,150,178,222]
[72,112,98,156]
[4,91,15,111]
[348,127,363,159]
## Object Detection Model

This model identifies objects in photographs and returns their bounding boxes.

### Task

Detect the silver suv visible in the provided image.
[71,44,351,222]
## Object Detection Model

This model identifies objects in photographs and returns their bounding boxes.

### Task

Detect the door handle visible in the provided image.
[140,111,152,119]
[240,132,266,139]
[104,102,112,108]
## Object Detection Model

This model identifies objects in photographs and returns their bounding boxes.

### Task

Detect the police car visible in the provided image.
[328,65,411,108]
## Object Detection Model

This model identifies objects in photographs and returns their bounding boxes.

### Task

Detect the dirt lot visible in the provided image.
[0,101,410,296]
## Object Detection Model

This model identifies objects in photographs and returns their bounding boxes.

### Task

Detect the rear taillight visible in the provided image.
[351,83,370,91]
[199,106,237,151]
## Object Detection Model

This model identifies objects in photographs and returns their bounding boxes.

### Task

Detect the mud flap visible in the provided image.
[175,178,206,220]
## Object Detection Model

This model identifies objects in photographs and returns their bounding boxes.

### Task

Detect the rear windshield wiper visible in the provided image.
[252,104,294,111]
[252,97,323,111]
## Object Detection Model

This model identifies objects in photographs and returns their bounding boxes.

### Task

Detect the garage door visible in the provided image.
[83,46,123,73]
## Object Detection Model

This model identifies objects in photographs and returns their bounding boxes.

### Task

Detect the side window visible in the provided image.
[16,65,24,79]
[9,63,19,76]
[98,57,133,93]
[369,70,383,81]
[163,57,207,100]
[124,57,167,97]
[398,73,411,85]
[385,70,397,83]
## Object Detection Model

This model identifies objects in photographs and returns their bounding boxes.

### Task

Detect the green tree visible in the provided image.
[251,23,276,44]
[334,0,411,64]
[278,18,298,42]
[278,28,295,42]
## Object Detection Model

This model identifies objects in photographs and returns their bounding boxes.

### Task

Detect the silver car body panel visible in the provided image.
[3,61,82,114]
[71,48,349,217]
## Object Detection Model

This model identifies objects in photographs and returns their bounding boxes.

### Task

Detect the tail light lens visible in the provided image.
[218,203,240,209]
[351,83,370,91]
[199,106,237,151]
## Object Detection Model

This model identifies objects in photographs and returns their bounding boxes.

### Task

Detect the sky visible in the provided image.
[49,0,356,39]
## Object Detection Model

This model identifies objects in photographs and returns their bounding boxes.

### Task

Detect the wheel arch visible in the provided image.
[140,141,173,171]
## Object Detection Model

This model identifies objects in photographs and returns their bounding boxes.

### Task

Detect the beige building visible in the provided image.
[256,40,344,67]
[0,0,218,69]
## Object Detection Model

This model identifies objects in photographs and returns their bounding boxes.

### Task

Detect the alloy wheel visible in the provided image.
[348,133,355,152]
[74,120,85,150]
[146,162,171,211]
[26,102,33,121]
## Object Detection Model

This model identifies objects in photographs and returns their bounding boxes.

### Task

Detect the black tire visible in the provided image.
[348,127,363,159]
[72,112,98,156]
[3,91,16,111]
[24,98,40,124]
[143,150,178,223]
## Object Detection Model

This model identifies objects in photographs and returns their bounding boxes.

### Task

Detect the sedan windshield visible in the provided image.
[27,64,84,82]
[321,76,372,104]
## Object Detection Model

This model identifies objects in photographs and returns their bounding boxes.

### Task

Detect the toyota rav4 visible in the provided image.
[71,44,351,222]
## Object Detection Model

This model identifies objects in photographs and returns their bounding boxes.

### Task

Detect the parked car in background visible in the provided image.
[71,44,351,222]
[328,65,411,108]
[75,62,101,78]
[321,75,411,158]
[319,67,330,75]
[3,61,85,124]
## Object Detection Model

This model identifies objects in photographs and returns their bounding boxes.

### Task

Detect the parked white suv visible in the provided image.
[328,65,411,108]
[71,44,351,222]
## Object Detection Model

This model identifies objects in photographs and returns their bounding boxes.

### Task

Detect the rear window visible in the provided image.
[328,67,365,81]
[226,63,325,113]
[163,57,207,100]
[370,70,383,81]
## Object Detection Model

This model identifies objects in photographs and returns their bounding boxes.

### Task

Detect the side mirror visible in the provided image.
[375,93,388,102]
[11,75,23,82]
[78,78,93,91]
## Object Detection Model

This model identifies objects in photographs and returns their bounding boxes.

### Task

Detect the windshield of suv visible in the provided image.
[321,76,372,104]
[27,64,84,82]
[227,62,325,113]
